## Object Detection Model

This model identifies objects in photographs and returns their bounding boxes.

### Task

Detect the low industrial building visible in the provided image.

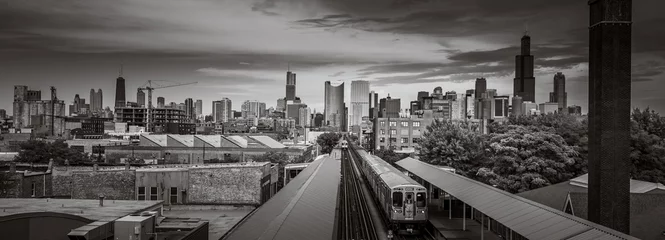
[0,198,164,240]
[103,134,314,164]
[50,162,277,205]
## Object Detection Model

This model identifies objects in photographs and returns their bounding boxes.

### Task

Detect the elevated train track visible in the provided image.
[339,145,378,240]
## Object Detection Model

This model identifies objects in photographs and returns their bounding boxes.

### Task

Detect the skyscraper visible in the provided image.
[213,98,232,123]
[115,67,126,108]
[475,78,487,99]
[96,89,102,112]
[324,81,345,128]
[185,98,194,121]
[350,80,370,127]
[89,89,96,112]
[286,69,296,101]
[369,91,379,119]
[587,0,632,233]
[157,97,165,108]
[549,72,568,112]
[137,89,146,107]
[514,32,536,102]
[195,99,203,119]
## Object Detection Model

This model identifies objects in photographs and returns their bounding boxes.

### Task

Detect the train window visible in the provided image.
[416,193,426,207]
[392,192,403,207]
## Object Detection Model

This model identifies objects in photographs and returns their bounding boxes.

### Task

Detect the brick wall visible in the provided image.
[188,167,264,205]
[19,173,52,198]
[52,169,135,200]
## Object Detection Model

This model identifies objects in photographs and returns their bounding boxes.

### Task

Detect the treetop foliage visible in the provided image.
[15,139,91,165]
[316,132,342,154]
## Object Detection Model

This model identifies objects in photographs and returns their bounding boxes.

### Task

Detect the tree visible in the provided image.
[630,108,665,184]
[477,125,582,193]
[0,172,14,197]
[15,139,90,165]
[316,132,342,154]
[418,120,486,177]
[374,149,409,166]
[204,115,214,122]
[253,151,291,191]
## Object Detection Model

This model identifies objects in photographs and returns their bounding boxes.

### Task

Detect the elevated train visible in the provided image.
[350,143,428,235]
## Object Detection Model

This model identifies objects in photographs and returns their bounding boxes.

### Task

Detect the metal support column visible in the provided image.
[449,195,452,219]
[481,214,484,240]
[463,202,466,231]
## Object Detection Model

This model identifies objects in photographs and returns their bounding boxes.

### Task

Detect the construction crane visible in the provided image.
[138,80,197,131]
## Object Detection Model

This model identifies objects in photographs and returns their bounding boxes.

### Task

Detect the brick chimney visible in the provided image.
[99,194,105,207]
[125,162,130,170]
[93,163,99,172]
[9,162,16,173]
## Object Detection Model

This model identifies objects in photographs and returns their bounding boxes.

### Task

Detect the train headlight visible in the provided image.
[421,210,425,213]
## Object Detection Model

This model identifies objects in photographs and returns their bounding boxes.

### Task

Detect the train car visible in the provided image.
[354,148,428,235]
[340,140,349,149]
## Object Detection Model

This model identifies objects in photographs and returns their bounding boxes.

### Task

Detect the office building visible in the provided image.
[431,87,444,98]
[195,99,202,119]
[185,98,195,122]
[213,98,233,123]
[137,89,146,107]
[89,89,103,113]
[0,109,6,119]
[350,80,370,127]
[115,73,126,108]
[445,91,457,100]
[369,91,379,119]
[464,90,475,119]
[512,96,524,116]
[299,107,311,128]
[379,95,400,118]
[324,81,345,128]
[550,72,568,112]
[475,78,487,99]
[568,105,582,116]
[276,98,286,112]
[450,96,466,120]
[417,91,429,103]
[287,103,307,125]
[157,97,165,108]
[539,102,559,114]
[493,96,510,119]
[241,100,266,119]
[286,70,296,101]
[514,32,536,102]
[314,113,324,127]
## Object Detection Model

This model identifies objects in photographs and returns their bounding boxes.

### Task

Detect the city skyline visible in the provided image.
[2,0,665,115]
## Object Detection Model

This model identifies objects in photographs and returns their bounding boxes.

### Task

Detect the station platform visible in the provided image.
[427,201,502,240]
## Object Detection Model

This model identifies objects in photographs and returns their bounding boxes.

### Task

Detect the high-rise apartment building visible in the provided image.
[286,70,297,101]
[212,98,232,123]
[514,33,536,102]
[493,96,510,119]
[298,107,311,127]
[241,100,266,118]
[568,105,582,116]
[350,80,370,127]
[88,89,102,113]
[324,81,345,128]
[137,89,146,107]
[549,72,567,112]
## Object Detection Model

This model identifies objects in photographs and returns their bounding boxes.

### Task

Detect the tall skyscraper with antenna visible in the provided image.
[115,65,126,108]
[286,64,296,101]
[513,28,536,102]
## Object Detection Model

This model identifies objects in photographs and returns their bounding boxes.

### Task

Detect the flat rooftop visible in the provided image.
[0,198,163,221]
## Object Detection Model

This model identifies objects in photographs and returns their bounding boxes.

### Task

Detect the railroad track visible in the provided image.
[339,148,378,240]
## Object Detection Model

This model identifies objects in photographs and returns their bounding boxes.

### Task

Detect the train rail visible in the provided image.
[339,148,378,240]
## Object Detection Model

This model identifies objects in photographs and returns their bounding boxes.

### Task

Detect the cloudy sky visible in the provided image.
[2,0,664,115]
